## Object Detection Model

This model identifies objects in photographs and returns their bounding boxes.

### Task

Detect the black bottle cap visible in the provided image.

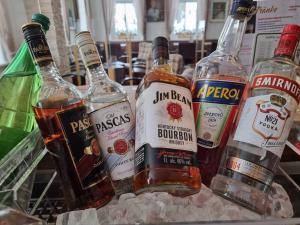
[230,0,254,17]
[152,36,169,60]
[22,23,53,64]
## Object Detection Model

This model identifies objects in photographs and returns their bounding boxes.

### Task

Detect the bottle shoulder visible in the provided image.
[137,68,190,95]
[85,78,127,104]
[250,58,299,80]
[194,52,247,80]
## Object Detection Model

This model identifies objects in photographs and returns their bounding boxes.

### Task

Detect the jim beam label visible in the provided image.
[28,37,52,63]
[192,80,245,148]
[56,105,107,190]
[234,74,300,157]
[89,101,135,181]
[135,82,198,173]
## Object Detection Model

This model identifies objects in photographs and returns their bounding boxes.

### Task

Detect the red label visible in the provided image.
[113,139,128,155]
[252,74,300,103]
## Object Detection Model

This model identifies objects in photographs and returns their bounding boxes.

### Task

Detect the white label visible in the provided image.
[89,101,135,181]
[234,94,297,157]
[135,82,197,152]
[79,43,100,67]
[195,103,231,148]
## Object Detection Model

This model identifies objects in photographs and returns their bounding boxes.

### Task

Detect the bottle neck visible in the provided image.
[152,57,173,73]
[215,15,248,56]
[86,62,109,84]
[37,60,61,82]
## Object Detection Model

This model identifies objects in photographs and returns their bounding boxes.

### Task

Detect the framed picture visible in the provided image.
[209,0,228,22]
[146,0,165,22]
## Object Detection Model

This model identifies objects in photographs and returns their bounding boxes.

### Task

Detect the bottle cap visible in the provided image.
[152,36,169,60]
[22,23,53,64]
[75,31,101,68]
[275,24,300,58]
[32,13,50,32]
[282,24,300,35]
[230,0,254,17]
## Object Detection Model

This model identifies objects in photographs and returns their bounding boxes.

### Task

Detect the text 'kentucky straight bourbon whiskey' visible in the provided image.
[22,23,114,210]
[134,37,201,196]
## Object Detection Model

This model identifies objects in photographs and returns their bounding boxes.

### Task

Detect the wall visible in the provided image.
[205,22,224,40]
[146,22,168,41]
[2,0,28,52]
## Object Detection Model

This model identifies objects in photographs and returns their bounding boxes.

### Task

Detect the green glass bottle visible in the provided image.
[0,14,50,159]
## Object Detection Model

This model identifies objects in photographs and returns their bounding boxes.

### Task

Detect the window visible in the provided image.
[173,0,198,39]
[112,0,140,40]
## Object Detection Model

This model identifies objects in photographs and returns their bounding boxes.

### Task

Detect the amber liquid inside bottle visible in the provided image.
[191,74,247,186]
[134,65,201,196]
[33,99,114,210]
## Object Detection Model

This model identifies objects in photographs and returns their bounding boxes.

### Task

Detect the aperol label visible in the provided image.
[192,79,245,148]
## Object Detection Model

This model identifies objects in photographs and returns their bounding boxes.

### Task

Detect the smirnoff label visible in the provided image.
[56,105,108,190]
[135,82,198,173]
[192,79,245,148]
[252,75,300,103]
[234,74,300,157]
[89,101,135,181]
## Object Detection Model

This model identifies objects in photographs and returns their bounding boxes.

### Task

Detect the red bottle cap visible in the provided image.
[274,24,300,58]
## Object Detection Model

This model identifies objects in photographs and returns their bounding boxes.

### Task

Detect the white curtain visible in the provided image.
[84,0,92,31]
[102,0,116,40]
[0,1,12,64]
[133,0,145,40]
[196,0,208,39]
[166,0,180,38]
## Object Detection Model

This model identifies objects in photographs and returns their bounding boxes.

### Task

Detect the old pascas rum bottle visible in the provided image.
[75,31,135,196]
[191,0,255,185]
[211,24,300,214]
[22,23,114,210]
[134,37,201,196]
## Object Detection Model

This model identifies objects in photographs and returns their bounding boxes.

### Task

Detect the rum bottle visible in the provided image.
[191,0,255,185]
[134,37,201,196]
[75,31,135,196]
[22,23,114,210]
[211,24,300,214]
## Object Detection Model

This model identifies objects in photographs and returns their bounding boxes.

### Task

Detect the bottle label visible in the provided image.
[226,157,273,185]
[78,42,101,67]
[56,105,108,190]
[28,37,52,63]
[233,74,300,157]
[89,101,135,181]
[135,82,198,173]
[192,79,245,148]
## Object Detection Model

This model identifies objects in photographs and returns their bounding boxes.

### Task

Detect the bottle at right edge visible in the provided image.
[191,0,255,185]
[211,24,300,214]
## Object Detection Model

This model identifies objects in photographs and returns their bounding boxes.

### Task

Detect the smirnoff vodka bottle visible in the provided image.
[211,24,300,214]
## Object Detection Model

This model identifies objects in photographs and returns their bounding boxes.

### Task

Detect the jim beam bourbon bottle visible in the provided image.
[191,0,255,185]
[134,37,201,196]
[22,23,114,210]
[211,24,300,214]
[75,31,135,196]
